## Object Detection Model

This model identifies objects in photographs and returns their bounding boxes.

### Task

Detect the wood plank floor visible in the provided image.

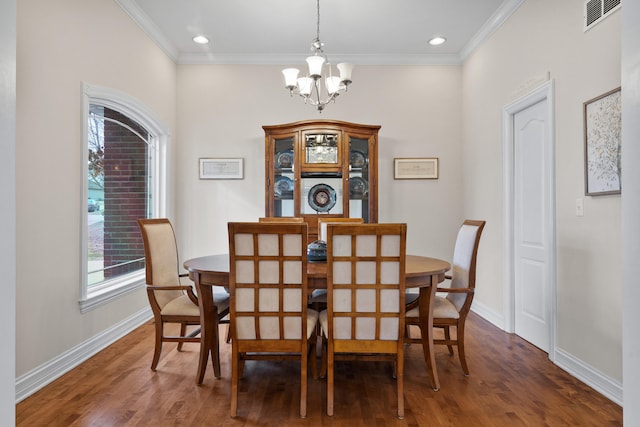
[16,313,622,426]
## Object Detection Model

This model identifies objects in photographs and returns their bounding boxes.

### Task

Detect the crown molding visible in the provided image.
[460,0,525,61]
[117,0,524,66]
[115,0,179,61]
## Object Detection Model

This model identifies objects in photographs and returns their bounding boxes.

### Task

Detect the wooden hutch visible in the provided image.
[263,119,379,240]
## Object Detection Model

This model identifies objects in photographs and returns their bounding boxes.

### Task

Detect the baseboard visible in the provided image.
[471,302,622,406]
[471,300,505,330]
[553,347,623,406]
[15,307,152,403]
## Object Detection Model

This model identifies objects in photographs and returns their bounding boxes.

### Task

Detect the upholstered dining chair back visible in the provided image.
[446,220,486,312]
[321,223,407,418]
[316,217,364,242]
[227,221,317,418]
[138,219,185,311]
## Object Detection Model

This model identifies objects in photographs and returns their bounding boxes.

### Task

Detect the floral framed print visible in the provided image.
[583,87,621,196]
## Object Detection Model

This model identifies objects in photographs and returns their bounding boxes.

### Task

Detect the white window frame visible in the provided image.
[80,82,168,313]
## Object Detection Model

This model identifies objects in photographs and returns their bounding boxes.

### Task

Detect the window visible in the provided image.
[81,83,168,312]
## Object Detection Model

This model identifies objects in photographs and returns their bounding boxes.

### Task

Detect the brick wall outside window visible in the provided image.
[103,108,148,279]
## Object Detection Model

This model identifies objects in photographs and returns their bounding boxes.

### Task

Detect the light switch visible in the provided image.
[576,198,584,217]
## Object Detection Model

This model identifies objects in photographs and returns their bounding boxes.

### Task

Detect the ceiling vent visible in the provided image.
[584,0,621,31]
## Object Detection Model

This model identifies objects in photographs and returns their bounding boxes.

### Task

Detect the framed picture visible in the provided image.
[584,87,621,195]
[199,158,244,179]
[394,158,439,179]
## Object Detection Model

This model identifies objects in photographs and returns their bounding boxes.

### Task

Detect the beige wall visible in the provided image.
[15,0,177,375]
[175,64,465,262]
[14,0,624,403]
[462,0,622,380]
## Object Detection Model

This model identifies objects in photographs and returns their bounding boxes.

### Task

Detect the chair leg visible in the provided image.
[457,321,470,376]
[151,320,164,371]
[177,322,187,351]
[444,326,454,355]
[319,336,327,379]
[396,355,405,419]
[327,344,334,416]
[230,345,239,418]
[212,325,222,378]
[309,338,318,380]
[300,346,308,418]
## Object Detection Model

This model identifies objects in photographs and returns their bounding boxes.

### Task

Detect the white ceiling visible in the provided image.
[116,0,523,65]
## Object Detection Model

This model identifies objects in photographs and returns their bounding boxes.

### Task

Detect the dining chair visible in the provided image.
[227,221,318,418]
[137,218,230,381]
[405,219,486,375]
[319,223,407,418]
[316,217,365,242]
[308,217,365,311]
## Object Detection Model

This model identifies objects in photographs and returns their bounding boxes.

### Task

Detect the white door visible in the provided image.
[512,95,553,352]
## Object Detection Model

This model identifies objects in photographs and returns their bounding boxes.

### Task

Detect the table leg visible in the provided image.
[418,274,440,391]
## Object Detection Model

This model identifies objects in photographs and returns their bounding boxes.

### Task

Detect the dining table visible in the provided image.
[184,254,451,391]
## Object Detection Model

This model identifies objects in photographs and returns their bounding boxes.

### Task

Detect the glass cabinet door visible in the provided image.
[348,135,371,222]
[271,135,295,217]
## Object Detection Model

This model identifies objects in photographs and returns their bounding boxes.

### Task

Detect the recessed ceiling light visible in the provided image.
[428,36,447,46]
[192,35,210,45]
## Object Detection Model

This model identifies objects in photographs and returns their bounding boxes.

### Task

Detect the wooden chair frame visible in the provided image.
[228,222,317,418]
[322,223,407,419]
[138,218,229,383]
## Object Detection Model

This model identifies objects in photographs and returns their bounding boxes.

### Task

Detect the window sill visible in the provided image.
[79,271,145,314]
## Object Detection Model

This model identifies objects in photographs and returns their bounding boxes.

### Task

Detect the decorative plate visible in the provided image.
[274,176,294,197]
[308,183,337,212]
[349,176,368,198]
[349,150,366,169]
[275,149,294,169]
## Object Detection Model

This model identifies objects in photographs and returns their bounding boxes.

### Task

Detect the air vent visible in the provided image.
[584,0,621,31]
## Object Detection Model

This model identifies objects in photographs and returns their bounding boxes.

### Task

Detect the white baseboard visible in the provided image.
[553,347,623,406]
[471,300,505,330]
[15,307,152,403]
[471,301,622,406]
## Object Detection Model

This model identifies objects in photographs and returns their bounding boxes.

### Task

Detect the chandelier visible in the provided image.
[282,0,354,113]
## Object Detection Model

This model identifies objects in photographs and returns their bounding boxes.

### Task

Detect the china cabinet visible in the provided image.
[263,120,379,239]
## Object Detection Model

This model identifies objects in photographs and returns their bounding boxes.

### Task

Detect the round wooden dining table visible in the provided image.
[184,254,450,391]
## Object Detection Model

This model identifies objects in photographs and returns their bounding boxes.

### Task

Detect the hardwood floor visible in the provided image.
[16,312,622,426]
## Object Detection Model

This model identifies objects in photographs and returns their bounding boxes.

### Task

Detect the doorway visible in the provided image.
[502,80,556,357]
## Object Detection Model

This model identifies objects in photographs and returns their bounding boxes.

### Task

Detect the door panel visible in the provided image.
[514,98,550,352]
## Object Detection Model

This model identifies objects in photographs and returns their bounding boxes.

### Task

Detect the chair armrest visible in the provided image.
[436,287,474,294]
[445,274,452,280]
[146,285,199,305]
[146,285,193,291]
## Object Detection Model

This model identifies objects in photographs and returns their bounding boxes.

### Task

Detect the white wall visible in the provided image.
[0,0,16,422]
[462,0,622,383]
[175,64,465,263]
[15,0,177,378]
[622,0,640,422]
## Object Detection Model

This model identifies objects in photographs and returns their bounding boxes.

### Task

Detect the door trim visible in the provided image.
[502,80,557,360]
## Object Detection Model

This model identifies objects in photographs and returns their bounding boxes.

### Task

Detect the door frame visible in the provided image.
[502,80,557,360]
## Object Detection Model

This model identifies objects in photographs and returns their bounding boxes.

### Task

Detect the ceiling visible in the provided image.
[116,0,523,65]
